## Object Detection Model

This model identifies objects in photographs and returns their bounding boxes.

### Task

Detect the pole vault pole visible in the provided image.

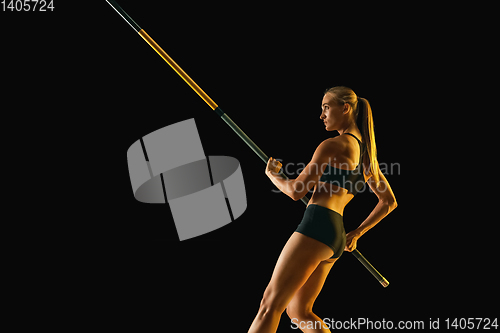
[106,0,389,288]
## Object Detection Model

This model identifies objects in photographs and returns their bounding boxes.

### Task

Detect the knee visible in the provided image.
[286,306,297,320]
[258,290,287,317]
[286,299,312,320]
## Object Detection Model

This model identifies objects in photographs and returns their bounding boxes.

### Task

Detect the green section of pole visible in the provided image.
[220,113,268,163]
[352,249,389,287]
[106,0,388,287]
[106,0,141,32]
[221,113,310,206]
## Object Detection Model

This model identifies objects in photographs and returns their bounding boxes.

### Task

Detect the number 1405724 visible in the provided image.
[1,0,54,11]
[445,318,498,330]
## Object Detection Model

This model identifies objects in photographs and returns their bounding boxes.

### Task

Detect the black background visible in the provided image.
[2,1,497,331]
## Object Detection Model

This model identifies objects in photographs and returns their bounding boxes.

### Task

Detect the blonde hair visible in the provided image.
[324,86,380,187]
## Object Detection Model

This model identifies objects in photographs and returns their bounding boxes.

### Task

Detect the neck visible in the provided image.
[337,120,358,136]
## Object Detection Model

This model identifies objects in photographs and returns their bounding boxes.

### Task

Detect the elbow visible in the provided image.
[290,181,305,201]
[291,188,307,201]
[390,200,398,212]
[384,197,398,212]
[291,192,302,201]
[291,180,314,201]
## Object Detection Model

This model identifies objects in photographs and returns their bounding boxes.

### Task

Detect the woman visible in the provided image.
[247,86,397,333]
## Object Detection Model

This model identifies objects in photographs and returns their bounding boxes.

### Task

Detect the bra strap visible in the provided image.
[344,133,364,168]
[344,132,361,144]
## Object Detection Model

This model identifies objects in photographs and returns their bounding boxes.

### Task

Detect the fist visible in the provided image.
[344,231,360,252]
[266,157,282,175]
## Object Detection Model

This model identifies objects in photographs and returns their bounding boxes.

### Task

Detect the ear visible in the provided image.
[342,103,351,115]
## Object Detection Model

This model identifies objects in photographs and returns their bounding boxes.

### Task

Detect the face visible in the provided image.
[320,93,348,131]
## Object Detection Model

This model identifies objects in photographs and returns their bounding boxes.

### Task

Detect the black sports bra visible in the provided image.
[319,133,366,195]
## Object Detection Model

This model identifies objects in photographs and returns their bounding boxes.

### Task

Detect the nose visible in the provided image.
[320,112,325,120]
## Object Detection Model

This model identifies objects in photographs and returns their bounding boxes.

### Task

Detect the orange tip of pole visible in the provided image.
[137,29,218,110]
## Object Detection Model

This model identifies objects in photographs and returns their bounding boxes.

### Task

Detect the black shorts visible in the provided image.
[295,204,346,259]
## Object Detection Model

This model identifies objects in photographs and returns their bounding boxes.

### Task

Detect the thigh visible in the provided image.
[288,258,338,313]
[263,232,334,309]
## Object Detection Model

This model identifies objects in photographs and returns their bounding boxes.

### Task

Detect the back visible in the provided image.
[308,133,367,215]
[319,133,365,195]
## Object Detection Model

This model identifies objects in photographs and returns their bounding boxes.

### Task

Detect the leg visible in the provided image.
[247,232,333,333]
[286,258,338,333]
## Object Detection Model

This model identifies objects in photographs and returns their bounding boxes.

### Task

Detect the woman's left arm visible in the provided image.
[265,140,335,201]
[345,169,397,252]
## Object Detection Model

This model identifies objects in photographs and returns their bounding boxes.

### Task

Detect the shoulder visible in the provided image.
[312,136,349,161]
[317,135,350,153]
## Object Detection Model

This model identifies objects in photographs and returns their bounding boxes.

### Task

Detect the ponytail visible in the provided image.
[357,98,380,187]
[324,86,380,187]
